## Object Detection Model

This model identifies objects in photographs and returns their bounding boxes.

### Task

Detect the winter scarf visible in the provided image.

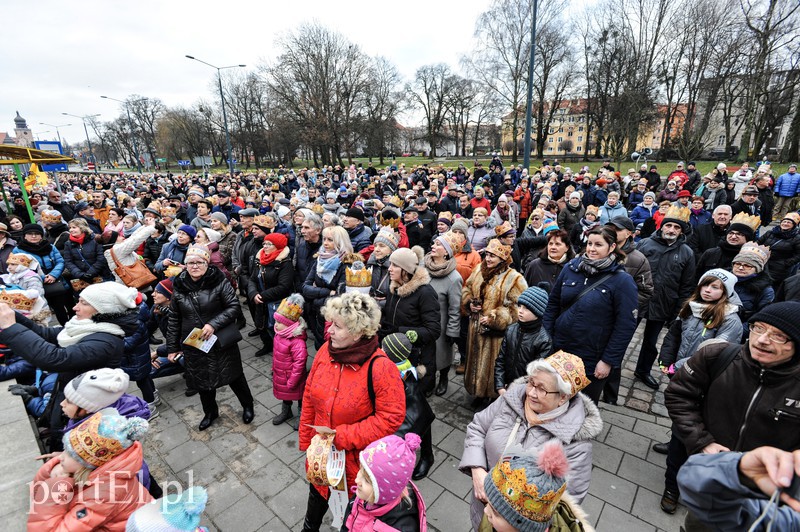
[424,255,456,278]
[17,238,53,257]
[770,225,798,239]
[495,204,510,221]
[328,335,379,365]
[258,246,281,266]
[275,318,306,339]
[576,254,617,276]
[69,233,87,245]
[316,250,342,284]
[525,399,571,426]
[123,222,141,239]
[579,218,600,242]
[56,317,125,347]
[478,259,510,303]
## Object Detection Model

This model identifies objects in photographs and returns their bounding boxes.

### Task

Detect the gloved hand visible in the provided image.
[81,273,95,282]
[8,384,38,402]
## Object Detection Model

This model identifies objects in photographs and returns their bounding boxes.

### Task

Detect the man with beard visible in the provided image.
[634,206,696,389]
[688,204,732,261]
[46,190,74,222]
[91,190,111,228]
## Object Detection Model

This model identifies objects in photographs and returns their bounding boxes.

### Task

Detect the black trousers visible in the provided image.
[664,431,689,494]
[302,484,330,532]
[198,373,253,416]
[636,319,666,375]
[581,375,605,405]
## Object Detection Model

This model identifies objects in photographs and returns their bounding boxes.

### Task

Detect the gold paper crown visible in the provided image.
[160,206,177,218]
[784,212,800,226]
[544,350,591,396]
[346,261,372,287]
[67,411,123,469]
[41,210,62,224]
[0,288,35,312]
[490,458,567,523]
[485,239,512,262]
[253,215,272,229]
[738,242,771,263]
[6,253,34,268]
[663,205,691,223]
[276,297,303,322]
[731,212,761,231]
[311,203,325,215]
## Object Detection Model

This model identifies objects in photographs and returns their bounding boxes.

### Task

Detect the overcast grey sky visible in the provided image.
[3,0,591,147]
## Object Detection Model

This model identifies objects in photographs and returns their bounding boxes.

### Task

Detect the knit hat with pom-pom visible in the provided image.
[63,407,149,470]
[359,433,422,504]
[484,441,570,531]
[125,486,209,532]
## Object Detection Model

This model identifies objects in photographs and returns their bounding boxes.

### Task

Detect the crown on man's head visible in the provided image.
[731,212,761,231]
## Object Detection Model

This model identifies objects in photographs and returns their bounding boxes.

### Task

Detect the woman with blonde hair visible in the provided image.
[302,225,358,347]
[299,292,405,531]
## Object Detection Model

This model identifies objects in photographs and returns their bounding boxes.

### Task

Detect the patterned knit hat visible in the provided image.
[274,293,304,326]
[63,408,148,470]
[541,350,590,396]
[125,486,209,532]
[517,286,549,318]
[185,244,210,263]
[374,228,400,255]
[732,242,770,273]
[700,268,739,301]
[484,239,512,263]
[484,441,569,532]
[541,220,559,236]
[435,231,464,258]
[359,433,421,504]
[64,368,130,413]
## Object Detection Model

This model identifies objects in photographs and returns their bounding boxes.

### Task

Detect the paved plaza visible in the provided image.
[2,316,688,531]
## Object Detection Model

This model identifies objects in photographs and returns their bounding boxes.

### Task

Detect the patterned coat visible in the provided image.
[461,264,527,398]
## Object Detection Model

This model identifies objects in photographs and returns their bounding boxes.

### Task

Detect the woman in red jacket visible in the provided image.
[298,292,406,532]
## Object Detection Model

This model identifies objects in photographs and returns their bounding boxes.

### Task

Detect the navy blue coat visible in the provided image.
[122,302,152,381]
[542,258,638,372]
[62,234,111,280]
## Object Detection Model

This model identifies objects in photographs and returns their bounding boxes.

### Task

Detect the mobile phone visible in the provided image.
[374,289,385,299]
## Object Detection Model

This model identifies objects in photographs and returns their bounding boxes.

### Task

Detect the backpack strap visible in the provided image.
[367,355,379,414]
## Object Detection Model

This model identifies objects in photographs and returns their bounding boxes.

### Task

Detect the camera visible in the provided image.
[363,200,375,208]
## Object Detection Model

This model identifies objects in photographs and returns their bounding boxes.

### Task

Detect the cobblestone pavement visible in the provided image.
[137,320,684,531]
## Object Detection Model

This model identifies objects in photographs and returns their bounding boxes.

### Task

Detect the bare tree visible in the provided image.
[362,57,405,164]
[532,22,572,158]
[407,63,454,158]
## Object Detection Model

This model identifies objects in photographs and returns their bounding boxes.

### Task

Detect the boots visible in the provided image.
[435,368,449,396]
[412,430,435,480]
[272,400,293,425]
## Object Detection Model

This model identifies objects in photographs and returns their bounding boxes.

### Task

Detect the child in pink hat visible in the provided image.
[343,433,428,531]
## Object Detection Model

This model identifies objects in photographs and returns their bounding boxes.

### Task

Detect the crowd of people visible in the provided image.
[2,155,800,530]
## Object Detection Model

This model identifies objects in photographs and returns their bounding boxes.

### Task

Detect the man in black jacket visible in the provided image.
[47,190,74,222]
[687,204,731,261]
[635,210,696,389]
[294,213,323,291]
[661,302,800,514]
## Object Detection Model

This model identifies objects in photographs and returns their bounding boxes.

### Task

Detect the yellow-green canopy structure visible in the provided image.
[0,145,77,222]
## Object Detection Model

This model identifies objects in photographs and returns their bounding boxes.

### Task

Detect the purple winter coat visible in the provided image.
[272,319,309,401]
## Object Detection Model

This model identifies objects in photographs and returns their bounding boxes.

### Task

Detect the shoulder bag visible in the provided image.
[110,248,156,289]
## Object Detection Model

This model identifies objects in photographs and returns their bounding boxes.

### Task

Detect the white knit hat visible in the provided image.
[276,205,291,218]
[200,227,222,243]
[80,282,138,314]
[64,368,130,412]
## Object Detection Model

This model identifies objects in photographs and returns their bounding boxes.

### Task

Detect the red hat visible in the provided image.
[677,190,691,198]
[595,179,608,186]
[264,232,288,250]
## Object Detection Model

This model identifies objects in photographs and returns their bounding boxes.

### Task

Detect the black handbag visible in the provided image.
[214,322,243,348]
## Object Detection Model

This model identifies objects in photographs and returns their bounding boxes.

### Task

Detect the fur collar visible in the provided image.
[274,246,290,262]
[391,265,430,297]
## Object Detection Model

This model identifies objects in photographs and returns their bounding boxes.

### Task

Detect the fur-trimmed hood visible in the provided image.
[390,261,431,297]
[503,377,604,443]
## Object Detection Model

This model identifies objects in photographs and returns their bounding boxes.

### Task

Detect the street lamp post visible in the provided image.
[39,122,71,145]
[63,113,101,174]
[101,95,145,174]
[523,0,539,172]
[186,55,245,177]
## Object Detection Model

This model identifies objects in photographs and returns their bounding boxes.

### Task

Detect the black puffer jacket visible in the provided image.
[247,248,295,328]
[636,233,696,321]
[293,238,322,291]
[665,342,800,455]
[494,320,553,391]
[379,266,441,391]
[621,242,654,316]
[366,252,391,306]
[62,233,110,280]
[759,226,800,286]
[167,266,243,390]
[523,254,567,292]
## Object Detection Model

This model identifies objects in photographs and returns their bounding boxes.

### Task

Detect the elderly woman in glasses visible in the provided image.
[459,351,602,531]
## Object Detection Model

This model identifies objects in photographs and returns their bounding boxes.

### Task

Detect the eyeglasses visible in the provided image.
[749,323,790,344]
[185,262,207,268]
[733,262,755,271]
[727,230,744,237]
[526,378,560,396]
